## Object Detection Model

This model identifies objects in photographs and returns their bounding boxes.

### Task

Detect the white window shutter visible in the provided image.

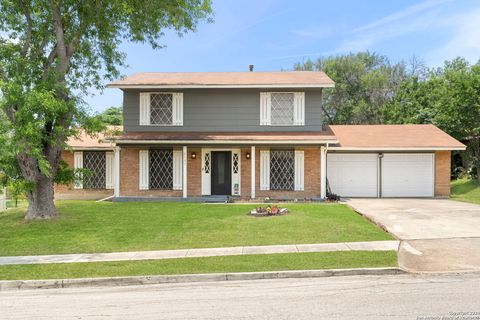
[260,150,270,190]
[172,93,183,126]
[139,93,151,126]
[105,152,114,189]
[74,152,83,189]
[139,150,149,190]
[260,92,271,126]
[293,92,305,126]
[294,150,305,191]
[172,150,183,190]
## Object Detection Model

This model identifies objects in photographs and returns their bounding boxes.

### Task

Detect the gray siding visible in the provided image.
[123,88,323,132]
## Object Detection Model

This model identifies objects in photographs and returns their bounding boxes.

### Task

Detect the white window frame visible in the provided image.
[139,92,183,126]
[260,92,305,126]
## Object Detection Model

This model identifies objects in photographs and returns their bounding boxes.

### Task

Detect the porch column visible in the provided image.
[320,146,327,199]
[251,146,255,199]
[114,146,121,198]
[183,146,188,198]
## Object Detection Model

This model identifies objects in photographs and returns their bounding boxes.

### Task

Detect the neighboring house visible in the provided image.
[55,127,121,200]
[60,71,466,201]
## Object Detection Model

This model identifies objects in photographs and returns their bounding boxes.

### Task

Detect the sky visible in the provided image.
[86,0,480,113]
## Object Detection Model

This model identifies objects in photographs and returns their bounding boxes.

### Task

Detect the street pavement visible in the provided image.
[1,273,479,319]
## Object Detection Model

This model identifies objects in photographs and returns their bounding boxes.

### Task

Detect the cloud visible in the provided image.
[352,0,454,33]
[331,0,454,54]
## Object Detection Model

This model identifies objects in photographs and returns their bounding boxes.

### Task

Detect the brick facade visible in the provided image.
[55,151,114,200]
[435,150,451,197]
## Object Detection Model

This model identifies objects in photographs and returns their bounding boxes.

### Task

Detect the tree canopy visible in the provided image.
[97,106,123,126]
[0,0,213,219]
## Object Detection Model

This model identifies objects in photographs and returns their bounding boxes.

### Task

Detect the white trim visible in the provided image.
[114,146,120,197]
[251,146,256,199]
[320,147,327,199]
[259,149,270,191]
[173,149,183,191]
[294,150,304,191]
[69,147,115,151]
[201,148,241,196]
[114,139,338,145]
[328,146,466,151]
[139,150,149,190]
[293,92,305,126]
[105,152,114,189]
[259,92,271,126]
[182,147,187,197]
[108,84,336,89]
[74,151,83,189]
[139,92,150,125]
[201,149,211,195]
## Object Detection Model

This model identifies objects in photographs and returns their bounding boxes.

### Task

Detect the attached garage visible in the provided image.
[327,153,435,198]
[381,153,434,197]
[327,154,378,197]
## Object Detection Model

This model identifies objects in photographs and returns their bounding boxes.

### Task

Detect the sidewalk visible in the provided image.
[0,240,399,265]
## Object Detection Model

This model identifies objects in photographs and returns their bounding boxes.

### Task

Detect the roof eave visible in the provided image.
[106,83,335,89]
[328,146,467,151]
[112,139,338,145]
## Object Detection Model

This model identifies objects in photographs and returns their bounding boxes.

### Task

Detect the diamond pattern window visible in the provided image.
[232,153,239,174]
[150,93,173,125]
[83,151,106,189]
[149,149,173,190]
[270,150,294,191]
[271,93,294,125]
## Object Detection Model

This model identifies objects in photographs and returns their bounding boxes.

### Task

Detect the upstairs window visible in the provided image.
[139,92,183,126]
[260,92,305,126]
[150,94,173,125]
[271,93,294,125]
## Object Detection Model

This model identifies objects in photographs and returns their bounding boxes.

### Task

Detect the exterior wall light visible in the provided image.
[191,152,197,159]
[246,152,251,159]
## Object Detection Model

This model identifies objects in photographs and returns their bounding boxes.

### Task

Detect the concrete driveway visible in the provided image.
[346,199,480,273]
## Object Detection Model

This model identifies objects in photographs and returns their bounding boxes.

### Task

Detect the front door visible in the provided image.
[211,151,231,195]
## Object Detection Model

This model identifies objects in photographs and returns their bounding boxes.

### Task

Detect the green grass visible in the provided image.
[451,178,480,204]
[0,251,397,280]
[0,201,392,256]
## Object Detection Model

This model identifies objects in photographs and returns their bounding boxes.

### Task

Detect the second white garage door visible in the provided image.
[381,153,434,197]
[327,154,379,197]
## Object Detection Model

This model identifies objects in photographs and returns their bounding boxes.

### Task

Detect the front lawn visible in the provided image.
[451,178,480,204]
[0,201,392,256]
[0,251,397,280]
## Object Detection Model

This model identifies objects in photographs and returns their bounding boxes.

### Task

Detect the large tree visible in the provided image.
[294,52,413,124]
[386,57,480,181]
[0,0,213,219]
[98,106,123,125]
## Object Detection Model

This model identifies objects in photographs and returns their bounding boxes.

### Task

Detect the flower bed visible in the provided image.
[249,205,288,217]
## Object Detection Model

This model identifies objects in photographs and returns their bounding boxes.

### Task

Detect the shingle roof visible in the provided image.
[107,71,335,88]
[329,124,466,150]
[67,126,122,149]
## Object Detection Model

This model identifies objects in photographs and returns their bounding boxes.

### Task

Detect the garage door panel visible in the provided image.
[327,154,378,197]
[382,154,434,197]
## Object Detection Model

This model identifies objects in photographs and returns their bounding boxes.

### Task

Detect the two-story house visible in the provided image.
[57,71,465,201]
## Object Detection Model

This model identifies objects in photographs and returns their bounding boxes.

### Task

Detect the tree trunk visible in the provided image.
[25,175,57,220]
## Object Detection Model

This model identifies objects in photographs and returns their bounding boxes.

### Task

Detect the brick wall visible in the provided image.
[435,150,451,197]
[54,151,114,200]
[187,148,202,196]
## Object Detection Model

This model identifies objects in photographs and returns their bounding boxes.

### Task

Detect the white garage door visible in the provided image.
[381,153,434,197]
[327,154,378,197]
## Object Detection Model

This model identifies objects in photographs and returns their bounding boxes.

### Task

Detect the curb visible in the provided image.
[0,267,404,291]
